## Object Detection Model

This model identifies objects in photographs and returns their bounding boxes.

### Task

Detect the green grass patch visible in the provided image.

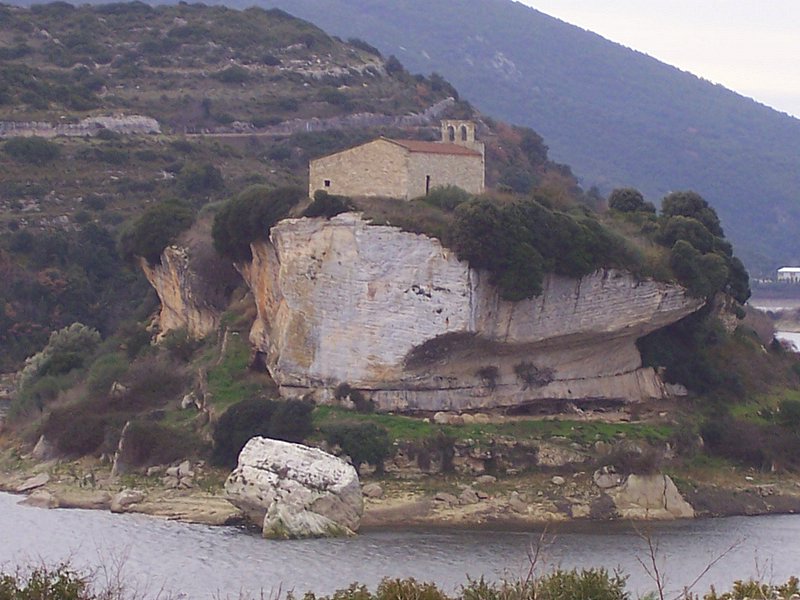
[312,406,674,444]
[205,333,260,411]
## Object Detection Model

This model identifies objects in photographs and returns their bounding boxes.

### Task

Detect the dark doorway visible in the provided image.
[425,175,431,194]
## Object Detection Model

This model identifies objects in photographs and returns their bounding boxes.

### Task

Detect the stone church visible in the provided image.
[308,120,485,200]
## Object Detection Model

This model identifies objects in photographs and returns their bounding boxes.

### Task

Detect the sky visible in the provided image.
[523,0,800,118]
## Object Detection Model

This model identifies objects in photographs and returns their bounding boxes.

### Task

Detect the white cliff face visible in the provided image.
[224,437,363,539]
[140,247,220,340]
[241,214,704,411]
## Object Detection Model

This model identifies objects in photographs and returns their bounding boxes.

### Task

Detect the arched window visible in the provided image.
[461,125,468,141]
[447,125,455,142]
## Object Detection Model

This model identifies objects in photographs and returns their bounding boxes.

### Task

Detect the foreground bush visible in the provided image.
[118,199,194,264]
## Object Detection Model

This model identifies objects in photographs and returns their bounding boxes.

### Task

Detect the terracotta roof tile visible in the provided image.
[386,138,482,156]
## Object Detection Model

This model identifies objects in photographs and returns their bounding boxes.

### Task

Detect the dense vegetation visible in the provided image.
[253,0,800,275]
[2,563,799,600]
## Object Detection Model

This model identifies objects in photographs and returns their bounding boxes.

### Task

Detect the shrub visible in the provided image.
[118,420,202,468]
[85,352,129,398]
[333,383,374,413]
[212,185,303,261]
[778,399,800,430]
[177,162,224,197]
[421,185,472,212]
[42,404,112,457]
[119,200,193,264]
[212,398,314,467]
[323,422,391,474]
[212,65,251,84]
[513,361,554,390]
[303,190,354,219]
[161,328,200,362]
[3,136,60,165]
[0,565,88,600]
[114,356,186,411]
[18,323,101,389]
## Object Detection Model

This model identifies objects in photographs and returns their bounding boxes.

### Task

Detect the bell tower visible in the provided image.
[440,120,484,157]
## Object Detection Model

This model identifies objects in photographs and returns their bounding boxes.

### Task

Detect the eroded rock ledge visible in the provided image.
[239,213,704,412]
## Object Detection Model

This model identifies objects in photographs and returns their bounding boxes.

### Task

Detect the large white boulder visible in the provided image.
[224,437,363,539]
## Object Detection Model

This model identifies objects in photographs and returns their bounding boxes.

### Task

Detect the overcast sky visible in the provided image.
[523,1,800,118]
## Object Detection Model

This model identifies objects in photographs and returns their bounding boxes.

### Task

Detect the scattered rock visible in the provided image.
[551,476,566,486]
[362,483,384,499]
[756,485,775,497]
[473,413,490,424]
[461,414,475,424]
[475,490,489,500]
[433,412,449,425]
[225,437,363,539]
[19,489,57,509]
[508,492,528,514]
[16,473,50,493]
[111,489,146,513]
[459,487,480,505]
[571,503,591,518]
[31,436,56,461]
[146,466,164,477]
[593,468,623,490]
[433,492,459,507]
[475,475,497,486]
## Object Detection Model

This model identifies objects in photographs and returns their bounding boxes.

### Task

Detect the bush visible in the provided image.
[118,420,202,469]
[18,323,101,389]
[85,352,129,398]
[778,399,800,430]
[323,422,391,474]
[177,162,224,197]
[334,383,374,413]
[0,565,88,600]
[212,185,303,261]
[3,136,60,165]
[42,404,113,457]
[212,65,251,84]
[303,190,354,219]
[420,185,472,212]
[119,200,194,264]
[115,356,186,411]
[161,328,200,362]
[212,398,314,467]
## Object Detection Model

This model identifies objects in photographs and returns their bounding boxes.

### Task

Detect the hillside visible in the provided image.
[226,0,800,276]
[0,1,577,370]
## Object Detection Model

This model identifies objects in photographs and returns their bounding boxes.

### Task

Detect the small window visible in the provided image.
[324,179,331,188]
[447,125,455,142]
[461,125,468,141]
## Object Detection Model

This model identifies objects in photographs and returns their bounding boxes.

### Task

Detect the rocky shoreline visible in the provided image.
[2,456,800,533]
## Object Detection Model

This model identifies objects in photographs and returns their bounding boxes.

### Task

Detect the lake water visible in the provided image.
[2,492,800,599]
[776,331,800,351]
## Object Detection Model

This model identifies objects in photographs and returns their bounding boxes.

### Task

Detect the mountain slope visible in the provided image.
[241,0,800,274]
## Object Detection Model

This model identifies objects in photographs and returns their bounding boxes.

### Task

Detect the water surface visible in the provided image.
[2,492,799,598]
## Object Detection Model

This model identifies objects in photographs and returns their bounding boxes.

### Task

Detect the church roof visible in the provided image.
[384,138,482,157]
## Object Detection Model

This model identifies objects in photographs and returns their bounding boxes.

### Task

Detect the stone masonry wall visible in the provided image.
[406,151,484,198]
[309,139,407,199]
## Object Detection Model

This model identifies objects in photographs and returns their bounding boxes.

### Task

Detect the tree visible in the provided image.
[119,200,193,264]
[661,191,724,237]
[212,185,303,261]
[659,216,715,253]
[608,188,654,213]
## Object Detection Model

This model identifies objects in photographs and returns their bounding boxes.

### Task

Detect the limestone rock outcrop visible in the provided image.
[241,213,704,411]
[608,474,695,519]
[141,236,238,340]
[224,437,363,539]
